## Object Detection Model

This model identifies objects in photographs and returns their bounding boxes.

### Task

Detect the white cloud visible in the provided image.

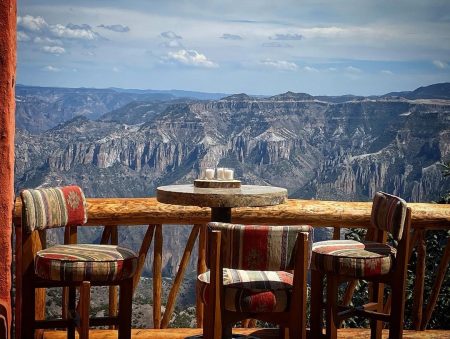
[160,31,182,40]
[270,33,303,40]
[262,42,292,48]
[327,67,338,71]
[164,49,218,68]
[433,60,448,69]
[113,67,120,72]
[98,24,130,33]
[161,39,184,48]
[17,15,101,42]
[259,59,298,71]
[42,46,66,54]
[17,15,48,32]
[345,66,362,73]
[220,33,243,40]
[42,65,61,72]
[50,24,99,40]
[17,31,31,42]
[33,36,63,46]
[304,66,319,72]
[381,70,393,75]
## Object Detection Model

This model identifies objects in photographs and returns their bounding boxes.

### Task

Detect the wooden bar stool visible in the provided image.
[310,192,411,339]
[198,222,313,339]
[16,186,138,339]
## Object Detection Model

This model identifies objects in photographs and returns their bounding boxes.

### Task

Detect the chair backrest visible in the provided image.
[20,185,87,233]
[207,222,313,271]
[370,191,407,241]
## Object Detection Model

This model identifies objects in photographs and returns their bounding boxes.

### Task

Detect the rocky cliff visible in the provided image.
[14,84,450,278]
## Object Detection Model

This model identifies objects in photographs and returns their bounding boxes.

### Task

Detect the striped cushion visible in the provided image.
[35,244,138,282]
[21,186,87,232]
[198,268,293,312]
[311,240,396,277]
[371,192,407,241]
[207,223,313,271]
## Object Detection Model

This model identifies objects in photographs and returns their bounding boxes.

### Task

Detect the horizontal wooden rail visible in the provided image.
[13,197,450,230]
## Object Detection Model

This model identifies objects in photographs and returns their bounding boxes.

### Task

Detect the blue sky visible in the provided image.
[17,0,450,95]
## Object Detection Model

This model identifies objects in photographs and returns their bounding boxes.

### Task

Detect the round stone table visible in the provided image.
[156,184,288,222]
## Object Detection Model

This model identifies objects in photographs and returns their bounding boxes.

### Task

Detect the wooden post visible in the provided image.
[196,224,207,328]
[412,230,426,330]
[421,237,450,330]
[153,225,163,329]
[161,225,200,328]
[109,226,119,322]
[0,0,16,336]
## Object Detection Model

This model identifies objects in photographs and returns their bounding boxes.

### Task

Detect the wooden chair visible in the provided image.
[198,222,313,339]
[15,186,138,339]
[310,192,411,339]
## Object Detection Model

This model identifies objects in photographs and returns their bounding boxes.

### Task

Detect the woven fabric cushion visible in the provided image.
[21,186,87,232]
[35,244,137,282]
[311,240,396,278]
[198,268,293,312]
[371,191,407,241]
[207,223,313,271]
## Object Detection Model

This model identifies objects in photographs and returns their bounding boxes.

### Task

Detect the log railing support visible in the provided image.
[421,237,450,330]
[412,230,426,330]
[196,224,207,328]
[153,225,163,329]
[161,225,200,328]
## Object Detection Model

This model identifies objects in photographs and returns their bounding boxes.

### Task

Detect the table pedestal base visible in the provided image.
[211,207,232,223]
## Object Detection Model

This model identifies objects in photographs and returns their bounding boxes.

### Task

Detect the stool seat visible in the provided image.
[198,268,293,312]
[35,244,138,282]
[311,240,396,278]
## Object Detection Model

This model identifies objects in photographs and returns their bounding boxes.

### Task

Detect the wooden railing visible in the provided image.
[13,197,450,331]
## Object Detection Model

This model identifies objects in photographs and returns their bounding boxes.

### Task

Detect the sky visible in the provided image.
[17,0,450,96]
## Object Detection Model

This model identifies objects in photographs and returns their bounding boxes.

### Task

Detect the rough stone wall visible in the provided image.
[0,0,16,337]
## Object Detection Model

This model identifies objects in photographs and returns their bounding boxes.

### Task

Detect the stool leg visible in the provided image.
[78,281,90,339]
[118,278,133,339]
[370,282,384,339]
[68,286,76,339]
[311,270,324,338]
[325,274,338,339]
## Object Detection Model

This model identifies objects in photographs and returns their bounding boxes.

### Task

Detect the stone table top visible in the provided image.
[156,184,288,208]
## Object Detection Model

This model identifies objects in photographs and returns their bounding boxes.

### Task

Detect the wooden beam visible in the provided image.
[13,198,450,230]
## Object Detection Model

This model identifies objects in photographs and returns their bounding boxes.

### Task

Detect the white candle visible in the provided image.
[224,169,234,180]
[205,168,215,180]
[216,167,225,180]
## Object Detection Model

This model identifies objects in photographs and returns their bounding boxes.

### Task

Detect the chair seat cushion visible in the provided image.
[198,268,293,313]
[35,244,138,282]
[311,240,396,278]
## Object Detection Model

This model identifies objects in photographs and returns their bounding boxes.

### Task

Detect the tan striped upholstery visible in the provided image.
[311,240,396,277]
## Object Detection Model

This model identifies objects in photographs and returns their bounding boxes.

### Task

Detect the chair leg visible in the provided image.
[68,286,76,339]
[77,281,90,339]
[370,282,383,339]
[311,270,324,338]
[389,280,407,339]
[118,278,133,339]
[221,323,232,339]
[21,280,35,339]
[325,274,338,339]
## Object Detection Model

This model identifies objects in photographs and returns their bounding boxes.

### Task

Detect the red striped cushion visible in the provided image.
[371,192,407,241]
[198,268,293,312]
[311,240,396,277]
[35,244,137,282]
[21,186,87,232]
[207,223,313,271]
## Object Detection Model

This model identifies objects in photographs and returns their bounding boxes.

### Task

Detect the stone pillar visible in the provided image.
[0,0,16,337]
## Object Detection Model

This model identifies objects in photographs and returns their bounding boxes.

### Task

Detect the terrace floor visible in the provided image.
[43,328,450,338]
